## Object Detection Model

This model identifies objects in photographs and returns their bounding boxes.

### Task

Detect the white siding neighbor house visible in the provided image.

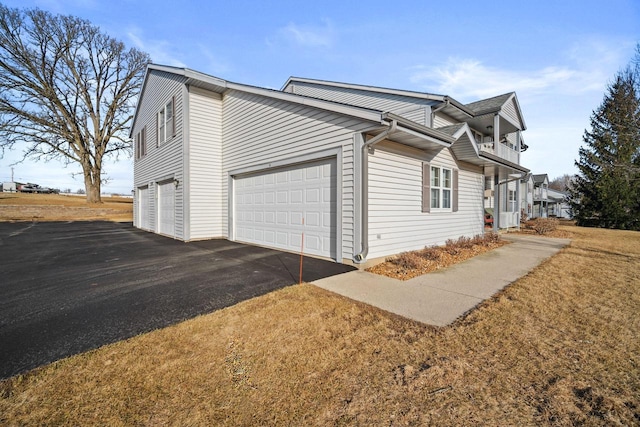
[132,65,529,265]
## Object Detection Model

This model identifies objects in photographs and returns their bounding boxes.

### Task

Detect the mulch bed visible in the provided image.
[366,239,509,281]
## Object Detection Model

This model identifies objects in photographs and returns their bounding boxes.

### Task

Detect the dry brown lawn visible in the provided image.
[0,192,132,222]
[1,225,639,425]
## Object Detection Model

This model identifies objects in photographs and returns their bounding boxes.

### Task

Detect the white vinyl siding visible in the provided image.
[368,142,484,259]
[188,86,223,239]
[132,70,186,238]
[502,97,520,126]
[222,90,372,261]
[433,113,457,128]
[286,82,435,126]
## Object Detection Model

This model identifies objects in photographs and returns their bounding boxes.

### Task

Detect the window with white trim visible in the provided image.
[430,166,452,210]
[157,97,175,145]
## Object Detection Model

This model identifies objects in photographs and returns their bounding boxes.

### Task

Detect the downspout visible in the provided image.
[430,98,449,127]
[353,119,398,263]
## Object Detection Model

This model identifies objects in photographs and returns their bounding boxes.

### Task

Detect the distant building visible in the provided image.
[2,181,17,192]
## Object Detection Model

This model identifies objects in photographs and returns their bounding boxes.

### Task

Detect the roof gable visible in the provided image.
[532,174,549,184]
[466,93,514,115]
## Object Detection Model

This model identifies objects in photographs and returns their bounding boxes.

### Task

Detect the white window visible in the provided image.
[157,97,175,145]
[430,166,452,210]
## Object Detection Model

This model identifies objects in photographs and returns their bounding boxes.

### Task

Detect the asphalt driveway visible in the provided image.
[0,221,354,379]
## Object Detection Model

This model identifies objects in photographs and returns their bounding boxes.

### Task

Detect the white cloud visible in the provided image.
[407,39,636,178]
[409,58,602,102]
[272,19,336,48]
[197,45,231,76]
[409,39,634,103]
[127,27,186,67]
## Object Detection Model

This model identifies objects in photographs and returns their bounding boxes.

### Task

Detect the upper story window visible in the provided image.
[157,96,175,145]
[431,166,452,210]
[135,126,147,160]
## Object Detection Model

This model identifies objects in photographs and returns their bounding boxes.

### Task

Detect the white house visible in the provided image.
[547,188,572,219]
[131,64,529,265]
[531,174,549,218]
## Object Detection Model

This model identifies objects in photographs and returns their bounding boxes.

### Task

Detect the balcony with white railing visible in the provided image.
[478,137,520,164]
[533,187,548,201]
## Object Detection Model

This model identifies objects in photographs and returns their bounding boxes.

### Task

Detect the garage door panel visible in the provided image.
[157,181,175,237]
[234,158,336,258]
[138,187,149,229]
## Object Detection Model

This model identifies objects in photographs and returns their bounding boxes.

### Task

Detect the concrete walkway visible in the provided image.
[312,234,571,327]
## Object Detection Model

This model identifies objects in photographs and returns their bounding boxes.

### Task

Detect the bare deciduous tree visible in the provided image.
[0,5,150,202]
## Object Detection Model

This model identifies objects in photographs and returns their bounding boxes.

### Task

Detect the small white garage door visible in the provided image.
[234,158,337,259]
[138,186,150,229]
[157,181,175,237]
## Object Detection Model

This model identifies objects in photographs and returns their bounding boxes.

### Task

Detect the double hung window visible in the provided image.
[157,97,175,145]
[430,166,452,210]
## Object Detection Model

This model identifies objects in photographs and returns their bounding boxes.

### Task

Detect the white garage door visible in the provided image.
[234,158,337,259]
[138,186,150,229]
[157,181,175,237]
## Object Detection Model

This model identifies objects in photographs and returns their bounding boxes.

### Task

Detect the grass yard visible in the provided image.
[1,225,639,425]
[0,192,132,222]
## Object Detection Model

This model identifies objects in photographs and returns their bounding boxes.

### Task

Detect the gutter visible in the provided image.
[354,119,398,263]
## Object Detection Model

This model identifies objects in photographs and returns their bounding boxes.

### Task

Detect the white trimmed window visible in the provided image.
[422,163,458,213]
[157,96,175,145]
[430,166,452,210]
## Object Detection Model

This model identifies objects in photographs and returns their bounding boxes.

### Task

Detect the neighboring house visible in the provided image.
[131,64,529,265]
[547,188,572,219]
[531,174,549,218]
[520,173,534,220]
[2,181,17,192]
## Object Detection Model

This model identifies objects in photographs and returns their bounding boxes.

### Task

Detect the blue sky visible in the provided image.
[1,0,639,193]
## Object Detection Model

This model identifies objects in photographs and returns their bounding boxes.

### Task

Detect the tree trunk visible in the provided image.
[83,164,102,203]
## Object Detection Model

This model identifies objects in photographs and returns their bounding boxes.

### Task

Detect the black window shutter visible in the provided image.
[422,163,430,213]
[452,169,459,212]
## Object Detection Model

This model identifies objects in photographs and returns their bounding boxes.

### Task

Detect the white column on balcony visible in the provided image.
[493,172,500,231]
[516,176,521,228]
[493,114,500,145]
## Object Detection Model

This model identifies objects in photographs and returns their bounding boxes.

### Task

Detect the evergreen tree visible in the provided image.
[570,65,640,230]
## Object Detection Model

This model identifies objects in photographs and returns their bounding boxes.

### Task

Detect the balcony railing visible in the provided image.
[478,139,519,164]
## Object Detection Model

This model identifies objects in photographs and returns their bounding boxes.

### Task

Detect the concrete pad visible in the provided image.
[313,234,571,327]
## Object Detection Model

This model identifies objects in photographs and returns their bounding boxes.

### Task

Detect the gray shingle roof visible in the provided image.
[532,174,548,184]
[466,93,514,115]
[435,123,466,136]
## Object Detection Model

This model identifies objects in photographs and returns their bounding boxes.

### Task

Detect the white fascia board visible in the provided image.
[282,76,446,103]
[383,112,456,143]
[451,123,480,156]
[510,93,527,130]
[396,125,452,147]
